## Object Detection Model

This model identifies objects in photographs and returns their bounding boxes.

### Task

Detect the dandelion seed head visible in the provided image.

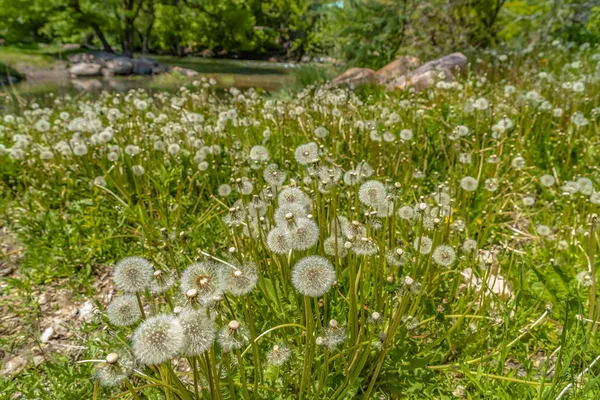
[132,314,184,365]
[107,294,142,327]
[358,180,386,207]
[292,255,336,297]
[113,257,153,293]
[432,245,456,267]
[178,309,217,356]
[266,344,292,366]
[225,263,258,296]
[180,262,225,304]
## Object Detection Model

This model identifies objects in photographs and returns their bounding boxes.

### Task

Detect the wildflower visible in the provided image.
[178,309,217,356]
[314,126,328,138]
[358,180,387,207]
[571,112,589,127]
[473,97,489,110]
[294,142,319,165]
[511,155,526,169]
[540,175,555,187]
[225,263,258,296]
[462,239,477,253]
[324,236,347,258]
[132,314,184,365]
[107,295,142,327]
[292,255,336,297]
[352,237,379,256]
[460,176,478,192]
[485,178,499,192]
[217,320,251,351]
[400,129,413,141]
[266,344,292,366]
[218,184,232,197]
[288,218,319,250]
[95,350,136,387]
[397,205,416,220]
[35,119,51,132]
[536,225,551,236]
[386,248,407,267]
[249,145,270,162]
[576,271,593,287]
[523,196,536,206]
[279,187,311,207]
[264,164,287,187]
[432,245,456,267]
[267,227,292,254]
[322,319,346,350]
[274,203,308,225]
[180,262,225,304]
[132,165,145,176]
[413,236,433,254]
[149,270,176,294]
[113,257,153,293]
[73,144,88,156]
[39,149,54,161]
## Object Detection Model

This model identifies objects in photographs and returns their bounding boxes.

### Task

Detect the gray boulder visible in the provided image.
[105,57,133,75]
[69,63,102,77]
[132,58,155,75]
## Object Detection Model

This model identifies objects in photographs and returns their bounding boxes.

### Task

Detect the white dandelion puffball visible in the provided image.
[132,314,184,365]
[292,256,336,297]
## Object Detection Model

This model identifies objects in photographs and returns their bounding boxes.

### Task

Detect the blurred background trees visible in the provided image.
[1,0,599,65]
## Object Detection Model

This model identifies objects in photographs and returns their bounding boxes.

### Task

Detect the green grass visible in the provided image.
[1,42,600,399]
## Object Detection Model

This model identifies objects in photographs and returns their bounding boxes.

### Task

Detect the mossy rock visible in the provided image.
[0,62,24,84]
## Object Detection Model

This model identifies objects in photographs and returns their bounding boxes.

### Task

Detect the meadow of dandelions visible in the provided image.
[3,41,600,398]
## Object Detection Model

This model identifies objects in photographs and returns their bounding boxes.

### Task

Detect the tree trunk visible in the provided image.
[123,20,135,57]
[91,23,114,53]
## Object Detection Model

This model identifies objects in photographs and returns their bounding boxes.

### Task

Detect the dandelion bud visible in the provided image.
[106,353,119,364]
[386,276,394,283]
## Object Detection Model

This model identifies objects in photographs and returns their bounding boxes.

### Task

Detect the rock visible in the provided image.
[68,52,115,66]
[2,355,27,376]
[389,67,454,91]
[69,63,102,77]
[62,43,81,51]
[330,67,379,87]
[171,66,199,77]
[79,300,95,322]
[152,64,168,75]
[71,79,103,91]
[105,57,133,75]
[387,53,467,91]
[40,327,53,343]
[132,58,155,75]
[377,55,421,83]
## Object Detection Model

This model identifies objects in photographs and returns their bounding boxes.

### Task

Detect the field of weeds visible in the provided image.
[2,43,600,399]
